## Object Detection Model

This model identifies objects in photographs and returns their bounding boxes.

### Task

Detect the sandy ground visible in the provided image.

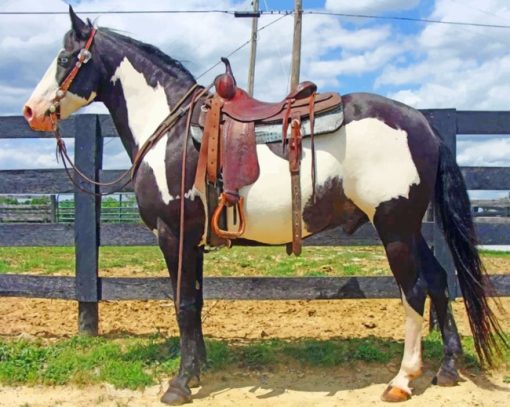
[0,297,509,406]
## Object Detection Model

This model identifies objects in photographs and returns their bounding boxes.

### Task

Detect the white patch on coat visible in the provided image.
[228,131,345,244]
[111,57,173,204]
[390,294,423,394]
[59,91,97,119]
[343,118,420,221]
[222,117,420,244]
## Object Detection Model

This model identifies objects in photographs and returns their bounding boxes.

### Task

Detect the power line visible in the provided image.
[1,9,510,29]
[195,13,289,80]
[307,10,510,29]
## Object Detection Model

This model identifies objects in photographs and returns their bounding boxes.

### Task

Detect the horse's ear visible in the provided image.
[69,5,89,40]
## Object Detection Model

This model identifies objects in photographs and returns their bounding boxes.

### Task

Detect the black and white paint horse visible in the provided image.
[23,8,505,405]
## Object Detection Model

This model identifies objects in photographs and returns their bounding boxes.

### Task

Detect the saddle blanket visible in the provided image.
[191,105,344,145]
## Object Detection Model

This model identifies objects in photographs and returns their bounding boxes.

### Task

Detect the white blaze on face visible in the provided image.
[389,293,423,394]
[27,54,59,104]
[111,57,173,204]
[343,118,420,221]
[26,51,96,119]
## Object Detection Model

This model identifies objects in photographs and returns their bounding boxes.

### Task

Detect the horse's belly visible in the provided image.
[228,130,345,244]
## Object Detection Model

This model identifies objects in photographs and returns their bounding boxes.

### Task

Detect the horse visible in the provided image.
[23,7,505,405]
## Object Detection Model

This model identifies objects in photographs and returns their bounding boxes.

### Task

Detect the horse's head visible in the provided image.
[23,7,102,131]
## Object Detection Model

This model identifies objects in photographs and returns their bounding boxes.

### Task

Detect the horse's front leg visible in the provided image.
[157,219,206,405]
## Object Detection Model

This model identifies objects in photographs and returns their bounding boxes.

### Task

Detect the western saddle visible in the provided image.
[194,58,342,255]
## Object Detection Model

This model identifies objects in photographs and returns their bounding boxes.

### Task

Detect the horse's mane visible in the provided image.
[99,27,196,82]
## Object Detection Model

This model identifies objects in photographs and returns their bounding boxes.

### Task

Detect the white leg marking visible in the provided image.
[111,57,173,204]
[343,118,420,221]
[229,130,345,244]
[390,293,423,395]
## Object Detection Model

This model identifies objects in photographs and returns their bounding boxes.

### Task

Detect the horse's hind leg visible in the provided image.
[156,219,206,405]
[415,235,462,386]
[373,205,428,401]
[378,234,427,401]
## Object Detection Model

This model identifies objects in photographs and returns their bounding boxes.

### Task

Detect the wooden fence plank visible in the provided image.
[0,223,75,246]
[456,111,510,134]
[1,275,508,300]
[0,170,133,194]
[461,167,510,190]
[0,115,98,139]
[0,275,76,299]
[1,221,508,247]
[0,170,75,194]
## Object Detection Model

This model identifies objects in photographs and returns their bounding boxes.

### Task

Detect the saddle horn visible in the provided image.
[214,57,237,100]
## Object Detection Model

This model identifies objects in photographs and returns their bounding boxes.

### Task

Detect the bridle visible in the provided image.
[47,26,133,196]
[49,27,97,125]
[48,27,210,196]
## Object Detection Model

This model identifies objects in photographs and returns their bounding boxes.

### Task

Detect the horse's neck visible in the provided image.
[100,44,195,159]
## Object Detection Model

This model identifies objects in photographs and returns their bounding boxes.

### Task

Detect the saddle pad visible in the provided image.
[191,105,344,145]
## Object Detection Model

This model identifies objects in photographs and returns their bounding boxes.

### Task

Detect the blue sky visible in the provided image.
[0,0,509,199]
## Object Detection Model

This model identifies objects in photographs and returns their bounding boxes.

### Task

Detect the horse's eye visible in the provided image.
[58,56,69,66]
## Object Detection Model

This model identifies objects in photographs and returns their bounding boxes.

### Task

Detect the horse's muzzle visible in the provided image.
[23,102,54,132]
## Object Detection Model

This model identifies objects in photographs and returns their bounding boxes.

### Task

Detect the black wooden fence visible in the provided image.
[1,111,509,335]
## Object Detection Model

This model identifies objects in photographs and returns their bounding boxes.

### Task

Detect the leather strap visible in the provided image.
[289,113,302,256]
[308,92,316,202]
[205,97,223,184]
[176,89,202,313]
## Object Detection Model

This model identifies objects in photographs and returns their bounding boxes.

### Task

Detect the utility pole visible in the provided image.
[247,0,259,96]
[290,0,302,91]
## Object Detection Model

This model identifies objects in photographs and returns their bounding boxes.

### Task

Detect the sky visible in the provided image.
[0,0,509,199]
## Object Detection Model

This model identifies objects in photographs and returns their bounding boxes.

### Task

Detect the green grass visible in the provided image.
[0,333,508,389]
[0,246,507,277]
[479,249,510,258]
[0,246,391,277]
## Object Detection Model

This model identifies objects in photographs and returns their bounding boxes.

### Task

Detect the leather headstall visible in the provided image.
[49,27,97,128]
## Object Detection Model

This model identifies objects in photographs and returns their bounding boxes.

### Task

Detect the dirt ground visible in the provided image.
[0,297,509,406]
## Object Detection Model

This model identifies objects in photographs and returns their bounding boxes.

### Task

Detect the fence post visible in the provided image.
[73,115,103,336]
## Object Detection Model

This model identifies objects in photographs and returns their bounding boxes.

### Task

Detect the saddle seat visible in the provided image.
[219,81,317,122]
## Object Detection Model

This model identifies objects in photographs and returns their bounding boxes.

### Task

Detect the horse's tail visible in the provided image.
[434,142,507,366]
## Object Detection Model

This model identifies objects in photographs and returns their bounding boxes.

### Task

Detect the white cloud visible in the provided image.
[378,0,510,109]
[325,0,419,14]
[458,137,510,167]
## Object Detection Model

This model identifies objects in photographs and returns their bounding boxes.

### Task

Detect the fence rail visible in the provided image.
[1,111,510,335]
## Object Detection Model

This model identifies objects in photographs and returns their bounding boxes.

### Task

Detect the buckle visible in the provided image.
[78,49,92,64]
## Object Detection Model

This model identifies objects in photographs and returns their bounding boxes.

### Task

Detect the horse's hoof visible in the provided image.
[160,384,192,405]
[381,385,411,402]
[432,366,459,387]
[188,375,201,388]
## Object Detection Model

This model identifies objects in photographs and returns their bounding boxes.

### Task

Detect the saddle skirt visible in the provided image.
[190,104,344,145]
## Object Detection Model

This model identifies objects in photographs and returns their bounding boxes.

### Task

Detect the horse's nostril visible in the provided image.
[23,105,34,121]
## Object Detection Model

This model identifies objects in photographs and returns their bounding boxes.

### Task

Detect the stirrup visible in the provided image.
[211,193,246,239]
